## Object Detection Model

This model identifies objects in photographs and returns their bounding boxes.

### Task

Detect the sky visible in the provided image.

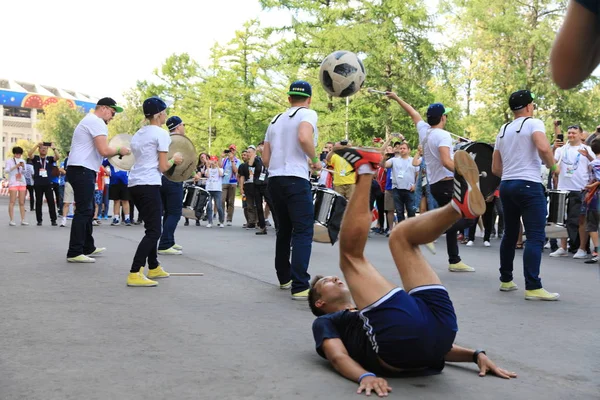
[0,0,291,102]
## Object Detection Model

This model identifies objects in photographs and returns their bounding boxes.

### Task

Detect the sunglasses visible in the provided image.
[568,125,581,130]
[105,106,116,117]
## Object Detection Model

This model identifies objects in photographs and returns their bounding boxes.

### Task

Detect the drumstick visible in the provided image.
[169,272,204,276]
[367,88,388,95]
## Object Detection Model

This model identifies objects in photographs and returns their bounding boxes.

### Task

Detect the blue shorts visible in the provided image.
[359,286,457,370]
[94,190,103,205]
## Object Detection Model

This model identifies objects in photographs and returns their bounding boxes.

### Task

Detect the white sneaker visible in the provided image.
[484,241,491,247]
[544,241,551,249]
[218,223,225,228]
[466,240,474,247]
[21,220,29,226]
[92,220,99,226]
[60,218,67,227]
[226,222,232,226]
[206,223,212,228]
[550,248,568,257]
[573,249,588,259]
[9,221,16,226]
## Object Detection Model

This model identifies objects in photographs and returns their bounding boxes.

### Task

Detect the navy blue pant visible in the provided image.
[499,180,546,290]
[392,188,416,222]
[129,185,163,273]
[158,176,183,251]
[66,167,96,258]
[268,176,313,293]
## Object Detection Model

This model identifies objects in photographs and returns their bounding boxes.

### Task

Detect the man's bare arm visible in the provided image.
[298,121,317,161]
[262,142,271,168]
[322,338,369,382]
[532,131,555,169]
[492,150,503,178]
[439,146,454,172]
[386,92,423,125]
[444,345,517,379]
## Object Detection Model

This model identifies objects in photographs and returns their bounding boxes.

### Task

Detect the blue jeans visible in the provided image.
[206,191,224,224]
[499,180,546,290]
[268,176,313,293]
[392,188,415,222]
[129,185,162,273]
[66,167,96,258]
[102,184,110,218]
[158,177,183,250]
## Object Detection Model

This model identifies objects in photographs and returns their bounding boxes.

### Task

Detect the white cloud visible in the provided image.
[0,0,290,101]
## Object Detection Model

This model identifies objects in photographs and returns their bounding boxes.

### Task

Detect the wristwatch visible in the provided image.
[472,349,486,364]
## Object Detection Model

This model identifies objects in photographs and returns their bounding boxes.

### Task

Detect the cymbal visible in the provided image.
[164,134,198,182]
[108,134,135,171]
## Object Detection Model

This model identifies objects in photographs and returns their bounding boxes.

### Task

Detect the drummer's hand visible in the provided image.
[311,160,323,171]
[385,91,400,101]
[173,152,184,165]
[486,194,495,202]
[193,172,201,182]
[118,147,131,156]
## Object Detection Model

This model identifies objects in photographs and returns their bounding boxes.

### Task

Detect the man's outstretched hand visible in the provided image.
[476,353,517,379]
[357,376,392,397]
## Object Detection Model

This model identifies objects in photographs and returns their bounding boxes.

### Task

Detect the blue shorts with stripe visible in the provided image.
[359,285,458,370]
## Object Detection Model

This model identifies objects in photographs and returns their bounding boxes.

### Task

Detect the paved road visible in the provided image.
[1,200,599,400]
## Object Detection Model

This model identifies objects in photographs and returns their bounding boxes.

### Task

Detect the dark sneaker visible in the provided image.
[255,228,267,235]
[184,220,189,226]
[332,147,382,170]
[452,150,486,218]
[585,254,598,264]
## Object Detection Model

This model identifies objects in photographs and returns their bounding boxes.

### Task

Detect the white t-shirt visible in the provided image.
[68,113,108,171]
[206,168,223,191]
[417,121,454,185]
[264,107,318,180]
[128,125,171,187]
[4,157,26,186]
[494,117,545,183]
[554,143,593,191]
[389,156,417,190]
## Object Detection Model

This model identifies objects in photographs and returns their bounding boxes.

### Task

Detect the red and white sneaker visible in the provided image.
[332,147,382,170]
[452,150,485,219]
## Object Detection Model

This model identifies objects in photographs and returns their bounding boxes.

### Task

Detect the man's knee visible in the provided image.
[388,224,412,250]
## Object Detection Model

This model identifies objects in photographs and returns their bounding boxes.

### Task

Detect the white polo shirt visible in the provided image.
[128,125,171,187]
[555,143,593,191]
[417,121,454,185]
[264,107,318,180]
[494,117,545,183]
[68,113,107,171]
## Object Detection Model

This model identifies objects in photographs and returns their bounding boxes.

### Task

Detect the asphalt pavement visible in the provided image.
[1,199,598,400]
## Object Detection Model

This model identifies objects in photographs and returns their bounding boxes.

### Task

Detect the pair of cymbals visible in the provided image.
[108,133,197,182]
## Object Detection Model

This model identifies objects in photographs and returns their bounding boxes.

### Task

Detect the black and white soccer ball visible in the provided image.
[319,50,366,98]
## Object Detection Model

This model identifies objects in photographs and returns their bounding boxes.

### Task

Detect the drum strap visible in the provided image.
[270,107,308,124]
[289,106,307,118]
[499,117,531,139]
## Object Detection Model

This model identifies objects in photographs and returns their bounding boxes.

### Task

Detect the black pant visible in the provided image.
[482,200,498,241]
[129,199,137,221]
[370,181,385,228]
[27,185,34,211]
[34,184,57,223]
[254,183,277,229]
[66,167,96,258]
[566,191,583,251]
[430,179,471,264]
[129,185,162,273]
[51,182,62,215]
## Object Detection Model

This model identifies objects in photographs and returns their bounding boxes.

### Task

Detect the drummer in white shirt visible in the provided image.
[550,124,594,258]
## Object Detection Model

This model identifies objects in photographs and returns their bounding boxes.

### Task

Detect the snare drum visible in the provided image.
[546,190,569,238]
[182,184,210,220]
[455,142,500,198]
[313,188,347,244]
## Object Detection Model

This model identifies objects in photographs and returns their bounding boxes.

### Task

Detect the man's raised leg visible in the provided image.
[335,148,396,310]
[389,150,486,292]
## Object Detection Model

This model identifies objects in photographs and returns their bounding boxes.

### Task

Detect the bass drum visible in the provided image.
[456,141,500,198]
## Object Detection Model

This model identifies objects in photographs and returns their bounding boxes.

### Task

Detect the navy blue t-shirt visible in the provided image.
[312,310,384,375]
[576,0,599,14]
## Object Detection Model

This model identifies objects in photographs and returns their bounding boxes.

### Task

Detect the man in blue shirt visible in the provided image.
[102,158,131,225]
[308,147,515,396]
[221,144,241,226]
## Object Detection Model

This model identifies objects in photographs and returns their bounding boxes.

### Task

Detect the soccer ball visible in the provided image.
[319,50,366,98]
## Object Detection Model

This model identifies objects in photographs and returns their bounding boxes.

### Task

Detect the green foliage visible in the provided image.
[36,100,85,154]
[115,0,600,152]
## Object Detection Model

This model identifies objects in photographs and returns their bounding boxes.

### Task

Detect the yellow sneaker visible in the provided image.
[172,244,183,251]
[424,242,437,255]
[67,255,96,263]
[499,281,518,292]
[86,247,106,256]
[147,266,170,279]
[525,288,560,301]
[280,280,292,290]
[291,289,309,300]
[127,272,158,287]
[157,246,182,255]
[448,262,475,272]
[139,267,145,276]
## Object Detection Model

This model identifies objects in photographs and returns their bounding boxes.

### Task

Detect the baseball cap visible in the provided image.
[509,90,536,111]
[96,97,123,113]
[166,116,183,131]
[210,156,218,161]
[229,144,237,150]
[426,103,452,119]
[143,97,167,117]
[287,80,312,97]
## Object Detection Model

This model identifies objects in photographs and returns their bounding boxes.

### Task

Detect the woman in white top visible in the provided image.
[205,156,225,227]
[4,146,29,226]
[126,97,183,287]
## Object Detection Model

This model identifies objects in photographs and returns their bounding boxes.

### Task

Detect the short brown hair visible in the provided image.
[308,275,325,317]
[591,138,600,156]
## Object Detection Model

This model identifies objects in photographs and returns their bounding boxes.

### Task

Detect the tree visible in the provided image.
[36,100,85,154]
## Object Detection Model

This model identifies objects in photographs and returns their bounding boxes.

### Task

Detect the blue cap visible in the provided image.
[143,96,167,117]
[166,116,183,131]
[287,80,312,97]
[426,103,452,119]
